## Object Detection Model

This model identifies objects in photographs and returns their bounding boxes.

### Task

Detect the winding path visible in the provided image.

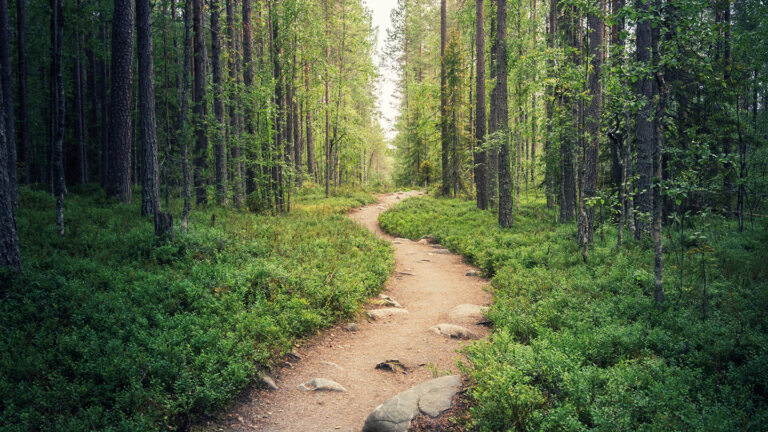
[202,191,491,432]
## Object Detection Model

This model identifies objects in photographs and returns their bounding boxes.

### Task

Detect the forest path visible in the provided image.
[202,191,491,432]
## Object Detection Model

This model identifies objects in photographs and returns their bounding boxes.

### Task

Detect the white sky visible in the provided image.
[363,0,399,142]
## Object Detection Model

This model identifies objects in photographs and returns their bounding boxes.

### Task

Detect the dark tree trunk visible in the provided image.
[494,0,513,227]
[305,60,314,180]
[107,0,134,202]
[271,6,284,212]
[16,0,30,185]
[475,0,488,210]
[73,31,87,185]
[0,43,20,272]
[242,0,256,199]
[211,0,227,205]
[51,0,65,234]
[487,12,498,208]
[635,0,655,238]
[86,47,99,177]
[0,0,15,205]
[227,0,244,207]
[440,0,449,196]
[98,23,109,189]
[137,0,160,218]
[179,0,192,230]
[192,0,208,205]
[582,0,603,251]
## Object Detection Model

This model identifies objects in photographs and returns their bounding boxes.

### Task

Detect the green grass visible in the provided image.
[380,194,768,431]
[0,185,392,431]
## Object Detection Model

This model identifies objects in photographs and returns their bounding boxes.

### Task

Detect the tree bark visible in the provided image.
[440,0,449,196]
[324,0,330,197]
[180,0,192,230]
[211,0,228,205]
[227,0,244,207]
[16,0,30,185]
[51,0,65,234]
[137,0,160,218]
[494,0,513,228]
[0,85,19,272]
[73,24,87,185]
[475,0,488,210]
[107,0,134,202]
[305,60,315,180]
[582,0,603,250]
[635,0,655,238]
[193,0,208,205]
[0,0,15,204]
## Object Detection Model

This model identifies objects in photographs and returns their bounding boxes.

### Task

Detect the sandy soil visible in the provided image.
[199,191,491,432]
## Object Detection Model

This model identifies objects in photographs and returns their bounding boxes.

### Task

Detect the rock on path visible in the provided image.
[447,303,489,323]
[296,378,347,392]
[367,308,409,320]
[428,323,479,340]
[362,375,462,432]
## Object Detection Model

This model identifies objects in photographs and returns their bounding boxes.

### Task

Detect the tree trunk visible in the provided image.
[16,0,30,185]
[227,0,244,207]
[107,0,134,202]
[582,0,603,250]
[0,0,15,205]
[180,0,192,230]
[73,26,87,185]
[440,0,450,196]
[193,0,208,205]
[0,79,20,273]
[324,0,330,197]
[305,60,314,180]
[475,0,488,210]
[494,0,513,227]
[98,23,109,190]
[211,0,227,205]
[137,0,160,218]
[51,0,65,234]
[635,0,655,239]
[487,12,498,208]
[242,0,256,199]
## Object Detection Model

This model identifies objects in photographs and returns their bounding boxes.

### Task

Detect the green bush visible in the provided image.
[0,187,392,431]
[380,194,768,431]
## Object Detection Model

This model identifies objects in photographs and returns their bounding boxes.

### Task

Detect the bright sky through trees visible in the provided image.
[364,0,398,142]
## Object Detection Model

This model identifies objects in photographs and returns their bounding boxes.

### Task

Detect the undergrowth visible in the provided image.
[0,186,391,431]
[380,194,768,431]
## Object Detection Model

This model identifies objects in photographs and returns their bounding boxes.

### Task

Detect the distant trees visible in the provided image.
[387,0,767,307]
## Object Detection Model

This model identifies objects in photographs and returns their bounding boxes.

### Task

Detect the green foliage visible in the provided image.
[380,194,768,431]
[0,187,392,431]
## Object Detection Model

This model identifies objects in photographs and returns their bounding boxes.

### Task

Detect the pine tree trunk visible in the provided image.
[51,0,65,235]
[107,0,134,202]
[440,0,449,196]
[475,0,488,210]
[582,0,603,249]
[635,0,655,239]
[180,0,192,230]
[211,0,227,205]
[227,0,244,207]
[495,0,513,228]
[324,0,330,198]
[98,23,109,189]
[304,60,314,181]
[137,0,160,218]
[0,0,16,205]
[73,31,87,185]
[16,0,30,185]
[192,0,208,205]
[0,83,20,273]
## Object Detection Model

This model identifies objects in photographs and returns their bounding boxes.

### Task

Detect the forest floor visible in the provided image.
[199,191,491,431]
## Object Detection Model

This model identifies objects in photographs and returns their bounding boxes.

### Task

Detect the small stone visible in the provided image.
[465,270,480,277]
[344,323,360,332]
[286,350,302,361]
[320,361,344,370]
[377,294,402,308]
[367,308,409,320]
[376,359,408,374]
[297,378,347,392]
[261,375,278,390]
[420,235,437,244]
[429,323,478,340]
[417,239,428,244]
[447,304,489,323]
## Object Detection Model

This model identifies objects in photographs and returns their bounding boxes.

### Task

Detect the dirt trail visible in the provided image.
[202,191,491,432]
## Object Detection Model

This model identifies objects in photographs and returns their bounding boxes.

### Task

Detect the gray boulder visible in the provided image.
[362,375,461,432]
[367,308,408,320]
[447,304,488,323]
